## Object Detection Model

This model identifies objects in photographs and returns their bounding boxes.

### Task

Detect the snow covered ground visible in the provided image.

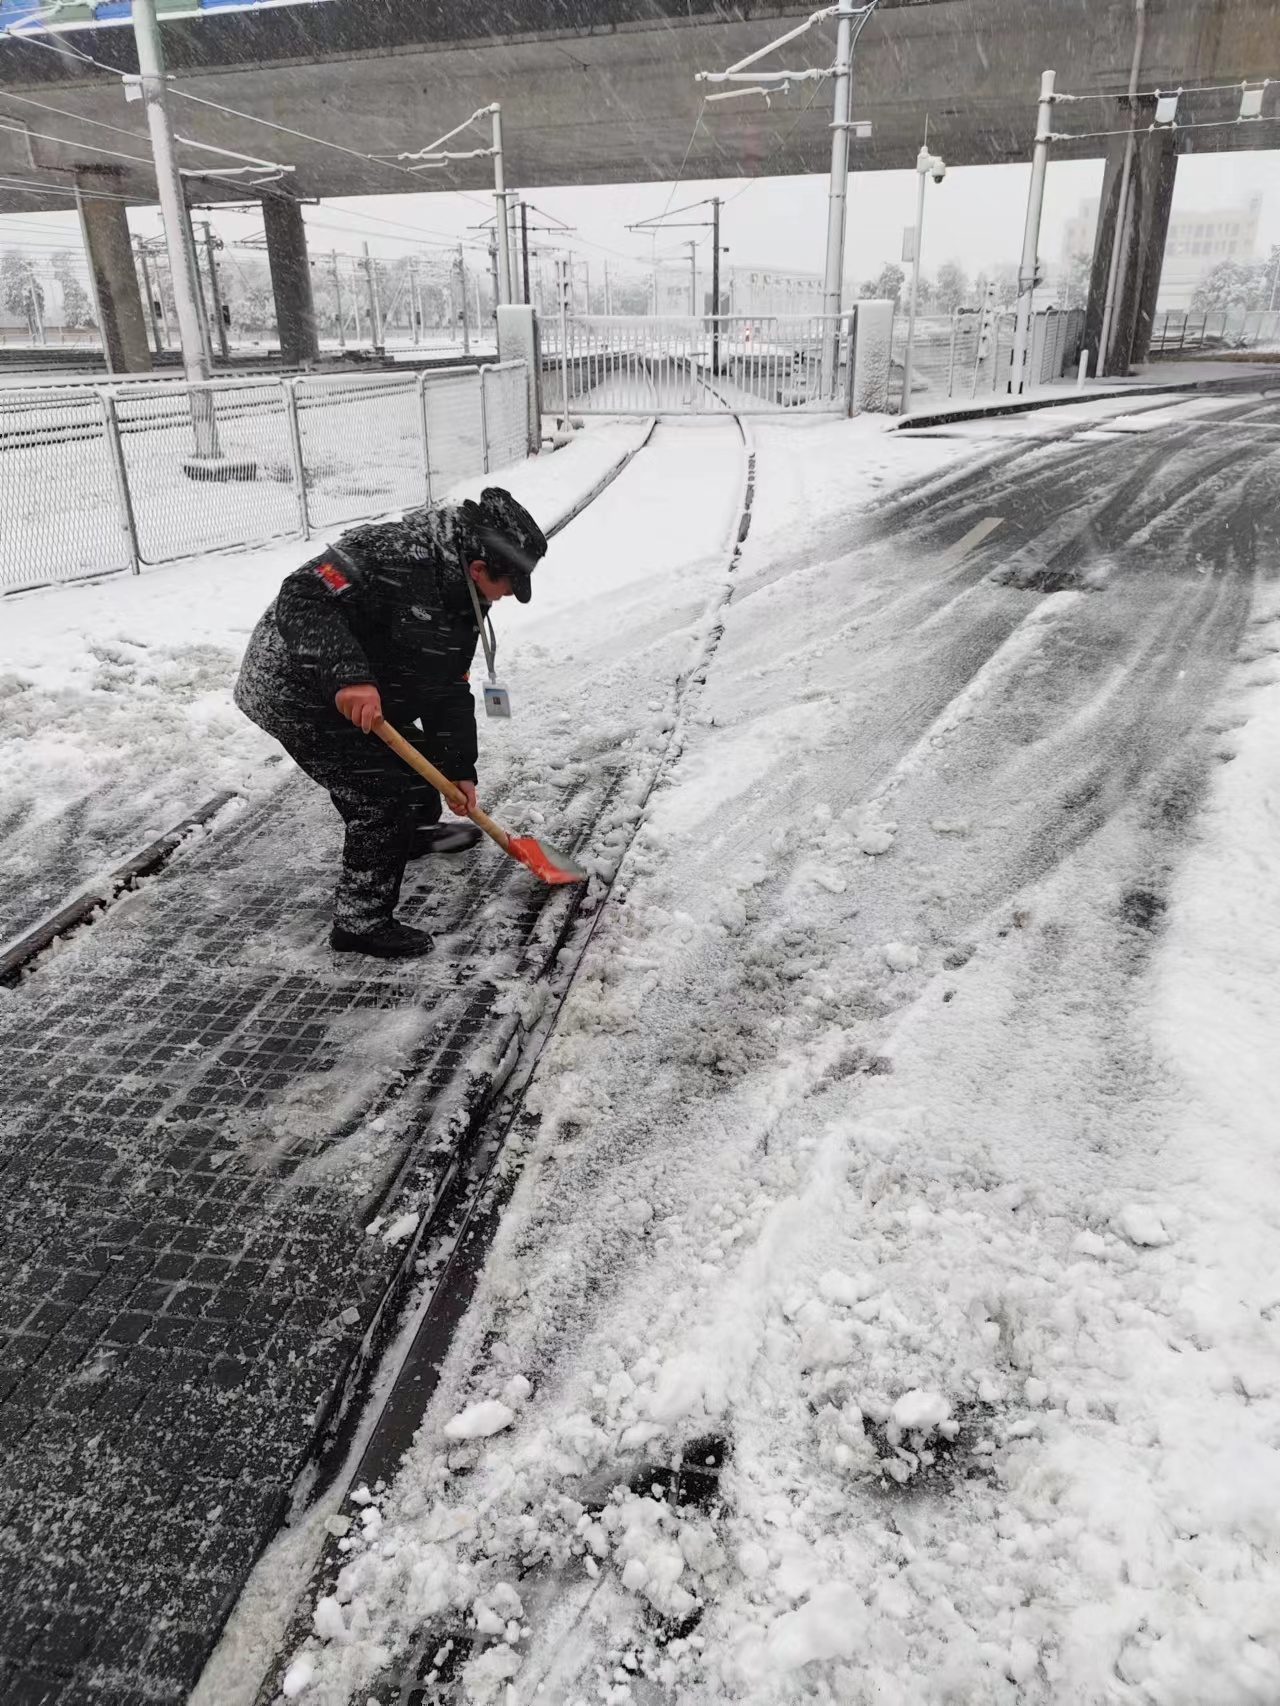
[181,394,1280,1704]
[8,392,1280,1704]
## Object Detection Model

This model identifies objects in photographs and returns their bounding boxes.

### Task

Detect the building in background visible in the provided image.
[726,266,825,318]
[1058,194,1263,311]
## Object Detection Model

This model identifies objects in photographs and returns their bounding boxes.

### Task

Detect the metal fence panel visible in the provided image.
[892,310,1019,406]
[540,315,851,415]
[296,372,425,535]
[114,381,300,563]
[422,367,484,495]
[0,362,533,592]
[0,389,132,593]
[481,362,534,472]
[1149,308,1280,354]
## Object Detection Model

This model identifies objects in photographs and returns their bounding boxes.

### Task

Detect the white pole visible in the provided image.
[457,244,470,355]
[820,3,856,394]
[132,0,203,381]
[900,159,928,414]
[1010,69,1056,395]
[557,256,573,429]
[491,105,513,306]
[132,0,218,454]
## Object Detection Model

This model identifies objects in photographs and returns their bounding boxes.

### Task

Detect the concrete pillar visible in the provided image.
[261,194,319,368]
[1129,134,1178,366]
[75,173,152,374]
[1083,100,1178,376]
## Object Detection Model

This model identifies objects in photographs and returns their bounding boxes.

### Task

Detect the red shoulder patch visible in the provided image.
[313,560,350,594]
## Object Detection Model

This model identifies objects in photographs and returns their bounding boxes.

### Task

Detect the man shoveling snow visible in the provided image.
[234,487,547,959]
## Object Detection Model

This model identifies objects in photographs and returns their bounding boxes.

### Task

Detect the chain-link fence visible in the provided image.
[0,388,135,589]
[0,361,532,595]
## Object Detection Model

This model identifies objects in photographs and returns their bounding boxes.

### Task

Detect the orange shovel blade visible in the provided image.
[507,835,587,885]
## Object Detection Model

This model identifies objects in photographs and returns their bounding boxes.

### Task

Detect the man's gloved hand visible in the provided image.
[449,781,478,818]
[335,684,383,734]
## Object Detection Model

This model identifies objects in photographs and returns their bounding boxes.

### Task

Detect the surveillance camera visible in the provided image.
[931,161,948,184]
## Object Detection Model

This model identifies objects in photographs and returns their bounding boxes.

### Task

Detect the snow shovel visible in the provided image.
[373,718,587,886]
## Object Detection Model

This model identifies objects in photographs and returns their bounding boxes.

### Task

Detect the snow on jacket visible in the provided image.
[235,502,487,782]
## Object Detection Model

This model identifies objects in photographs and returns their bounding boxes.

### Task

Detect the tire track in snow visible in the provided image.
[251,397,1280,1706]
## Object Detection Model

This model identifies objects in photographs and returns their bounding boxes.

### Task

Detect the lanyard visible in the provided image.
[465,574,499,684]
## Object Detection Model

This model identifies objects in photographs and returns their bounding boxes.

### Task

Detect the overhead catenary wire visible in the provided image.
[1048,114,1280,143]
[1052,77,1274,104]
[5,23,499,213]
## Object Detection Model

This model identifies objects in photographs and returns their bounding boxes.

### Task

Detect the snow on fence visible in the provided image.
[539,314,857,416]
[0,361,532,595]
[892,307,1085,408]
[1148,308,1280,356]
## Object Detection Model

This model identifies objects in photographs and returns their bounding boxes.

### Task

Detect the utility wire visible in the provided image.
[658,97,708,221]
[7,24,500,212]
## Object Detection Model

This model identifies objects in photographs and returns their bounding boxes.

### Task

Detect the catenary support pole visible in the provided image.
[361,241,384,352]
[132,0,219,456]
[1009,69,1056,394]
[182,191,214,369]
[557,256,572,427]
[688,240,698,316]
[711,195,722,376]
[820,4,856,395]
[491,104,512,306]
[202,221,229,362]
[330,250,346,349]
[520,202,531,306]
[135,238,164,355]
[457,244,470,355]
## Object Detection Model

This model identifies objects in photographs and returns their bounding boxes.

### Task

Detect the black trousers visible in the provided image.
[255,705,442,933]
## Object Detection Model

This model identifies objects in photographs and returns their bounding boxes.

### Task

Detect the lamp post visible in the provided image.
[900,143,946,415]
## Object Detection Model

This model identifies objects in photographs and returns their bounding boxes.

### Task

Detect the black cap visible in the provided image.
[464,488,547,604]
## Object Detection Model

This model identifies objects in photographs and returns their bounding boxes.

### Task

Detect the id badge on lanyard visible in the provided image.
[468,577,513,718]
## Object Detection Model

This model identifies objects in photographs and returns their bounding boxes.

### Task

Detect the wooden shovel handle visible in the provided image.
[372,718,511,855]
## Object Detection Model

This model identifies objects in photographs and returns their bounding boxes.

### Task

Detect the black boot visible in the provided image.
[329,920,434,959]
[408,822,483,858]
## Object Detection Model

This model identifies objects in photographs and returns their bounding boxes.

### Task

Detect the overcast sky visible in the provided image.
[2,149,1277,285]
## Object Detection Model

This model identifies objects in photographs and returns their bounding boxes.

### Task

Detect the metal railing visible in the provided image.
[539,314,856,415]
[1148,308,1280,356]
[0,362,532,595]
[893,306,1085,407]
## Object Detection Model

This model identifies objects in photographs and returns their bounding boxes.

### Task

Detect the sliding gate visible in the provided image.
[540,314,856,416]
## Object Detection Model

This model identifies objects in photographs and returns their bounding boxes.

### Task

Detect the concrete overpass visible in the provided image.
[0,0,1275,372]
